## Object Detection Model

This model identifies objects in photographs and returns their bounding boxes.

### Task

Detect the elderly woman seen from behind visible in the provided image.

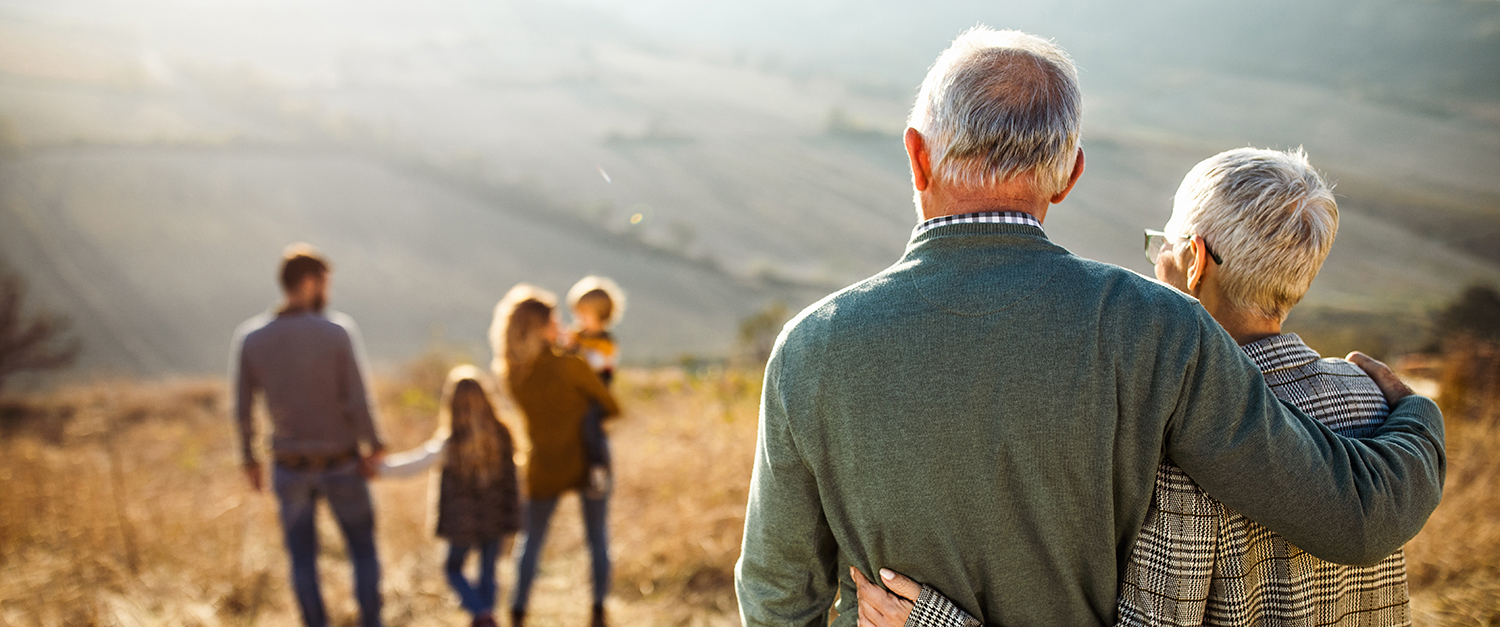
[491,284,621,627]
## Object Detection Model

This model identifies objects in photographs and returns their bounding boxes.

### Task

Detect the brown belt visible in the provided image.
[274,450,358,472]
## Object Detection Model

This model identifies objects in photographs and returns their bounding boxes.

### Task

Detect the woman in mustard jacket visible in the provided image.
[489,284,620,627]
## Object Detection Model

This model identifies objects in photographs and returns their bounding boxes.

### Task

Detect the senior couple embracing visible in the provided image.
[735,27,1444,627]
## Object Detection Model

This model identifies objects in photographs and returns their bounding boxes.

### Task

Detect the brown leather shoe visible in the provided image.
[510,608,525,627]
[590,604,606,627]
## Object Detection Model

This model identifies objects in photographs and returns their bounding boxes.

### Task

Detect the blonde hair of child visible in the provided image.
[566,276,627,327]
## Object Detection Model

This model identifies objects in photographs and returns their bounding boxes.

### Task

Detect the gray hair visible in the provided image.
[1165,147,1339,321]
[907,27,1082,197]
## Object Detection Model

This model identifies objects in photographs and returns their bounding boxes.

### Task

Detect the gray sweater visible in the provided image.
[231,309,384,465]
[734,222,1445,627]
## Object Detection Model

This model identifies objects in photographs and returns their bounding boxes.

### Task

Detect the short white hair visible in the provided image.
[907,26,1082,198]
[1165,147,1338,321]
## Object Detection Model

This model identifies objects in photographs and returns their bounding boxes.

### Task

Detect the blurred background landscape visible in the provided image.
[1,0,1498,372]
[1,0,1498,625]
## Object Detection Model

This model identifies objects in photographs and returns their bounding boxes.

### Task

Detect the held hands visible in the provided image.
[359,449,387,479]
[852,566,920,627]
[1345,351,1415,405]
[244,462,264,492]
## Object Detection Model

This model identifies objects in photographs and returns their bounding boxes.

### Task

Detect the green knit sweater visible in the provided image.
[734,222,1445,627]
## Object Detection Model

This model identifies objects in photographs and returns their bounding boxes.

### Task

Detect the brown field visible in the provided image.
[0,359,760,627]
[1405,340,1500,625]
[0,346,1496,626]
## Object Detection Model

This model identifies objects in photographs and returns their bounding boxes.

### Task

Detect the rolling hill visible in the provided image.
[0,0,1497,376]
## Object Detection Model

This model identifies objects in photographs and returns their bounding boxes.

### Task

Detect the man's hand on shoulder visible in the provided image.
[1346,351,1415,405]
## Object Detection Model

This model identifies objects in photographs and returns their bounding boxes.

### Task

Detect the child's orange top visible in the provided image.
[572,330,617,376]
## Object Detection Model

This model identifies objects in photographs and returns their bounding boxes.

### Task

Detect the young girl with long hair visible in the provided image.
[380,365,521,627]
[489,284,620,627]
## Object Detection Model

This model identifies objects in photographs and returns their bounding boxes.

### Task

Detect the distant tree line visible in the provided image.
[737,302,790,366]
[1433,284,1500,345]
[0,265,79,396]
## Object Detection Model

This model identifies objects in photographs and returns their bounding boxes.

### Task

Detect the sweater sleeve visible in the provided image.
[378,438,446,479]
[230,328,258,466]
[336,317,385,452]
[734,348,840,626]
[570,357,620,417]
[1164,313,1445,566]
[909,585,984,627]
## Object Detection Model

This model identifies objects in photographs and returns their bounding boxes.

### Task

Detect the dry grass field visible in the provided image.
[0,358,761,627]
[0,346,1495,626]
[1405,340,1500,625]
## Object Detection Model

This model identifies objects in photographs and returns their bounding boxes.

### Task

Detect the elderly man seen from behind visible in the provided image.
[733,27,1444,627]
[859,147,1421,626]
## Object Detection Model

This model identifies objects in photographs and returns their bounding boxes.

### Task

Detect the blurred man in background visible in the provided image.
[231,244,387,627]
[733,27,1444,626]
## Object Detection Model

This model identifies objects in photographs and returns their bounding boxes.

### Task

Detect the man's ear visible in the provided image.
[1187,236,1209,291]
[904,127,931,193]
[1049,147,1086,204]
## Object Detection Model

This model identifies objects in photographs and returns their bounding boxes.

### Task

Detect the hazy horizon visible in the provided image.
[1,0,1498,378]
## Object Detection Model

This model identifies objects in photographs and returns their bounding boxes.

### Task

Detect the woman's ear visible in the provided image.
[1187,236,1209,292]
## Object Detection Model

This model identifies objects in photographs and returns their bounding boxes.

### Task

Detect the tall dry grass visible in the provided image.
[0,360,760,627]
[1,347,1496,626]
[1406,339,1500,625]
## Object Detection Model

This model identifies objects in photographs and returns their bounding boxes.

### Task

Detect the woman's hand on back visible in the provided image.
[852,566,920,627]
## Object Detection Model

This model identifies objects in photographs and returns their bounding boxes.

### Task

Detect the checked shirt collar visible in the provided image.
[913,211,1043,238]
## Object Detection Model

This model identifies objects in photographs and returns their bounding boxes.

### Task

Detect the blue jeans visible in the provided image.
[272,462,382,627]
[445,540,501,616]
[512,494,610,611]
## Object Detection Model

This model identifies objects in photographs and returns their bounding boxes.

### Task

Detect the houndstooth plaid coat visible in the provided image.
[907,334,1411,627]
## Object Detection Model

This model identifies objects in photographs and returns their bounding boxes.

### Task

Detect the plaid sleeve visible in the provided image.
[906,585,982,627]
